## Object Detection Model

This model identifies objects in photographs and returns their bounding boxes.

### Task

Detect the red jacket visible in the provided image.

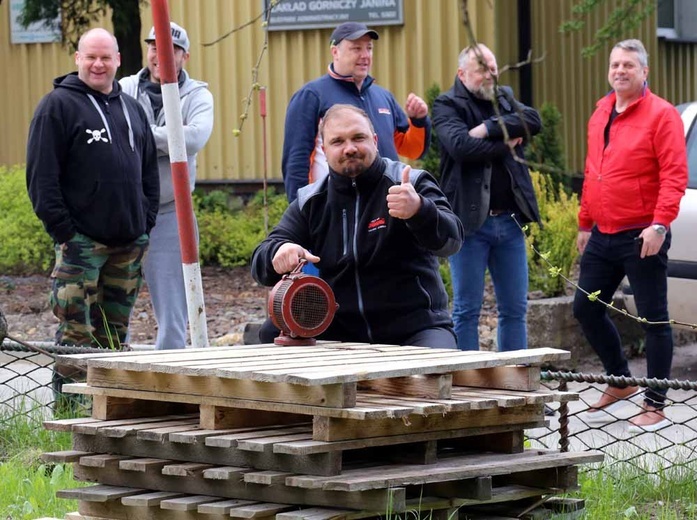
[579,87,687,233]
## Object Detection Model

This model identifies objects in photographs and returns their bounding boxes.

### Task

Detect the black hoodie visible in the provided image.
[26,73,159,246]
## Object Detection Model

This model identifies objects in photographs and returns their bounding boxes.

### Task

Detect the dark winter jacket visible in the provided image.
[26,73,159,246]
[252,156,463,344]
[282,65,431,202]
[432,77,541,235]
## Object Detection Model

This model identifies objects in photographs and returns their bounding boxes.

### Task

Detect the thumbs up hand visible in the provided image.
[387,165,422,219]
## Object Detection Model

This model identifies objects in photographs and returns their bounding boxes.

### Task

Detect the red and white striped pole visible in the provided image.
[151,0,209,348]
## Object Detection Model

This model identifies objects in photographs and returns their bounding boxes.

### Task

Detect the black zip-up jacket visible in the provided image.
[432,77,541,235]
[252,157,463,344]
[26,73,159,246]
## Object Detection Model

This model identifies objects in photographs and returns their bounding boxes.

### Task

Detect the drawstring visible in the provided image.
[86,93,135,152]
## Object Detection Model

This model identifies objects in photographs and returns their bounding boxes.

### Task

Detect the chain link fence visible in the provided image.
[2,338,697,479]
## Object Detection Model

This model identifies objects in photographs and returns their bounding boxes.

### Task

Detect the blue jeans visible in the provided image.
[572,228,672,407]
[450,214,528,351]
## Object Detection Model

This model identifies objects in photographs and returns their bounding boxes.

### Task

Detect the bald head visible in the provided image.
[75,28,121,94]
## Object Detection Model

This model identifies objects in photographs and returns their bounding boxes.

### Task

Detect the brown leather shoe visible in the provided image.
[584,385,642,423]
[628,404,671,433]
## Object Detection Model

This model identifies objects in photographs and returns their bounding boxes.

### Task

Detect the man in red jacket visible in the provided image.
[573,39,688,432]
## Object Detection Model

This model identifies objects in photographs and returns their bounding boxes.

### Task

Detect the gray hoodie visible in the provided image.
[120,69,214,213]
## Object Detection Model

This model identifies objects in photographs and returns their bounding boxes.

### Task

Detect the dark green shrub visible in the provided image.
[419,83,442,179]
[197,188,288,267]
[0,166,54,274]
[525,102,569,190]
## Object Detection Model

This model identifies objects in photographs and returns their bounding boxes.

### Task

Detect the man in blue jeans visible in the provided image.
[573,39,687,432]
[432,44,541,352]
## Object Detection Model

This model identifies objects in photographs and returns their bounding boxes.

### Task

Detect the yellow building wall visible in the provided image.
[0,0,488,184]
[4,1,695,180]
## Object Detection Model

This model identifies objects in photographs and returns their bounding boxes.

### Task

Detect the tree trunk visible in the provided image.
[110,0,142,77]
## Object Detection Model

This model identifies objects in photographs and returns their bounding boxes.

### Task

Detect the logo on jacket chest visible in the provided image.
[86,128,109,144]
[378,108,391,116]
[368,217,387,232]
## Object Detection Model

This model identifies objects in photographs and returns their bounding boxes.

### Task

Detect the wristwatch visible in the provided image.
[652,224,667,235]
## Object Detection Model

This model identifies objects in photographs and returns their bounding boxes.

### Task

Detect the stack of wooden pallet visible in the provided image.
[43,343,601,520]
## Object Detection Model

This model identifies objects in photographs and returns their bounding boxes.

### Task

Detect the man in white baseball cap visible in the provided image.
[119,21,214,350]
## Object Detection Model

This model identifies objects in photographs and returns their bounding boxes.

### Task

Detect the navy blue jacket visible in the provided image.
[432,77,541,234]
[282,65,431,202]
[27,73,159,246]
[252,157,463,344]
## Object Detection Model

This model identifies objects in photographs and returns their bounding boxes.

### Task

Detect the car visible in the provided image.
[621,102,697,328]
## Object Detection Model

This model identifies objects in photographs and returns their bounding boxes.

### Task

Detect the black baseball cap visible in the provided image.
[330,22,379,46]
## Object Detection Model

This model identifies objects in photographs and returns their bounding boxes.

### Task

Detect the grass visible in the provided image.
[0,408,86,519]
[561,466,697,519]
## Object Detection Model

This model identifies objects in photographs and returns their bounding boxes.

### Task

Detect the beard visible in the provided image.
[337,153,371,177]
[471,83,496,100]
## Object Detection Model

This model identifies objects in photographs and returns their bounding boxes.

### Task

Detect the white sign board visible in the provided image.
[9,0,61,44]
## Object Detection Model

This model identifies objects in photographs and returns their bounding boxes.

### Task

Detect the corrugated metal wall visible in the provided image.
[0,0,482,183]
[529,0,697,172]
[3,1,696,180]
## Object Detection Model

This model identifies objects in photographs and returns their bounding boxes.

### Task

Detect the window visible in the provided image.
[657,0,697,42]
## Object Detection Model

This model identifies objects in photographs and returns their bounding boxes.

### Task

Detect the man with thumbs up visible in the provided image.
[252,105,463,348]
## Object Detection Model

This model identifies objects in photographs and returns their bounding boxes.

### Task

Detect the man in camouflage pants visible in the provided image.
[27,28,158,349]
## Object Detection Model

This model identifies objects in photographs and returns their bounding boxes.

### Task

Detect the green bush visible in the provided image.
[525,102,569,191]
[196,188,288,267]
[419,82,442,179]
[0,166,54,274]
[525,171,580,296]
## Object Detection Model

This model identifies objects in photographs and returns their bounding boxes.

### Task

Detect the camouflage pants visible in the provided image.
[50,232,149,347]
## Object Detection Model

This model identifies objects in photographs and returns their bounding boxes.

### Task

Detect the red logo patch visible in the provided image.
[368,217,386,231]
[378,108,391,115]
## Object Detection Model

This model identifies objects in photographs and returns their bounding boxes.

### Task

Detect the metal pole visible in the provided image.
[151,0,209,348]
[260,86,268,235]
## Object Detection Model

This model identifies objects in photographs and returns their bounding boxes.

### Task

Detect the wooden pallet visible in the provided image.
[45,344,597,518]
[44,416,546,476]
[57,345,568,408]
[54,448,600,511]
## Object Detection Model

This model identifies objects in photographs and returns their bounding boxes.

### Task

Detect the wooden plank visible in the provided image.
[160,495,225,511]
[243,471,295,485]
[73,415,199,436]
[162,462,214,477]
[203,425,313,448]
[63,383,411,420]
[422,476,493,500]
[121,491,185,506]
[276,507,353,520]
[452,366,541,391]
[42,450,94,463]
[382,440,438,465]
[273,422,544,455]
[88,367,357,408]
[312,404,544,441]
[285,450,604,492]
[119,458,173,472]
[72,431,343,476]
[136,423,202,442]
[497,465,579,490]
[228,502,295,518]
[79,454,131,468]
[444,430,525,454]
[236,433,314,453]
[238,348,571,385]
[202,466,250,481]
[73,464,407,511]
[57,484,145,502]
[357,374,453,399]
[198,499,259,514]
[199,405,307,430]
[43,417,101,432]
[92,394,196,420]
[170,425,305,444]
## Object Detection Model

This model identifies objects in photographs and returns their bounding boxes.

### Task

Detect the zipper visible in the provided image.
[342,208,348,256]
[351,179,373,343]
